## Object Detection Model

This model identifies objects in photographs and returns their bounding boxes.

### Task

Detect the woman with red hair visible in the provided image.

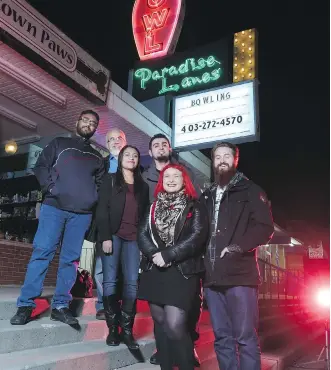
[138,164,209,370]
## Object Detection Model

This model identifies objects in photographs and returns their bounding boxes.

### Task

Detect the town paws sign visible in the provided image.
[0,0,110,103]
[132,0,185,61]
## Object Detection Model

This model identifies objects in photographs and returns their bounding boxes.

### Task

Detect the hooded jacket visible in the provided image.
[200,175,274,287]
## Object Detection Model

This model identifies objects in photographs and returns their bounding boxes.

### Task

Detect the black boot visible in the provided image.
[120,299,139,350]
[103,295,121,346]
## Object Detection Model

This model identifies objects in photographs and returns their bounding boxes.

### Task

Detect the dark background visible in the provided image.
[26,0,330,231]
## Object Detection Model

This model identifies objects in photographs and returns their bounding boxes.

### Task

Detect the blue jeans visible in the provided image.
[205,286,261,370]
[101,235,140,300]
[94,244,104,311]
[17,205,92,309]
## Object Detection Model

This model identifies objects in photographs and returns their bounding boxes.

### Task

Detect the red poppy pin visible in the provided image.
[187,212,193,218]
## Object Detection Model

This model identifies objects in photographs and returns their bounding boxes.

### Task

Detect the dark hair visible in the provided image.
[115,145,144,196]
[149,133,171,150]
[211,142,239,161]
[79,110,100,123]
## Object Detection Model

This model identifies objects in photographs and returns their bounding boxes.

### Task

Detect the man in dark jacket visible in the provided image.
[10,110,105,326]
[142,133,202,367]
[201,142,274,370]
[93,128,127,320]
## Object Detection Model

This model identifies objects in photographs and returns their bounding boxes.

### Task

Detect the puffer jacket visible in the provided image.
[137,199,209,278]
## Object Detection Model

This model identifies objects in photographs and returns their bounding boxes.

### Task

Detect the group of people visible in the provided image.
[10,109,274,370]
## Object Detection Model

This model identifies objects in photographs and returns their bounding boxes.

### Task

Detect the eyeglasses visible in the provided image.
[79,117,98,127]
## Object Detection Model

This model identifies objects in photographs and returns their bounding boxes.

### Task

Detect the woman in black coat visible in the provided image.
[96,145,149,350]
[138,163,209,370]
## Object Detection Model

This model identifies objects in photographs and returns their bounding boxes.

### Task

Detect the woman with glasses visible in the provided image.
[138,164,209,370]
[96,145,149,349]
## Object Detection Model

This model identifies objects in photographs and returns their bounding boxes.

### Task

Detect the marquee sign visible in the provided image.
[130,38,231,102]
[172,80,259,151]
[132,0,185,61]
[0,0,110,103]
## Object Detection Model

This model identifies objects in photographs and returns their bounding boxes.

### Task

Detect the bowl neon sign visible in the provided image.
[132,0,185,61]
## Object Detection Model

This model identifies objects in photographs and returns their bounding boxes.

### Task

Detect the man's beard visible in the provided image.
[77,126,94,139]
[214,164,236,186]
[155,154,170,163]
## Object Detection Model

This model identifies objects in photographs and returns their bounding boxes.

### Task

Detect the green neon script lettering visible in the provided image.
[135,68,152,89]
[134,56,222,94]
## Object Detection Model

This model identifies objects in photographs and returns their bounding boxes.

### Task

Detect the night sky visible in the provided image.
[26,0,330,231]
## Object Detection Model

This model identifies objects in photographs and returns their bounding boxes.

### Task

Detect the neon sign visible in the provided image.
[134,55,223,95]
[132,0,185,61]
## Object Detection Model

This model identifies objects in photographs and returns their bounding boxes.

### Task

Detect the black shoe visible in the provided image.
[150,351,160,365]
[10,307,33,325]
[96,309,106,320]
[50,308,78,325]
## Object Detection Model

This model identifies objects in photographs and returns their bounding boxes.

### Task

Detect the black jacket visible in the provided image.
[96,173,149,242]
[200,177,274,287]
[34,136,105,213]
[138,199,209,278]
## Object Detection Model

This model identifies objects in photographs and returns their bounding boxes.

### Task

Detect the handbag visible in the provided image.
[70,268,93,298]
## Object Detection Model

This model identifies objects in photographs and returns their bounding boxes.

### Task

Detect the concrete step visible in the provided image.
[121,341,279,370]
[0,337,156,370]
[0,313,154,354]
[0,287,150,321]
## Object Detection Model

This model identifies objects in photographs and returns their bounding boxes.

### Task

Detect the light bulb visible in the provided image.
[249,35,252,39]
[242,31,245,34]
[242,49,245,52]
[241,68,245,72]
[249,73,252,77]
[234,63,238,67]
[235,38,238,42]
[234,76,238,80]
[249,60,252,64]
[242,43,245,47]
[249,47,252,51]
[5,141,18,154]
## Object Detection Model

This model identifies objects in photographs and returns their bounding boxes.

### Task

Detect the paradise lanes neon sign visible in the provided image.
[132,0,185,61]
[134,55,223,95]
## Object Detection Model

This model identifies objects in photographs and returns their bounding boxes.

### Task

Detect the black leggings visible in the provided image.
[150,303,194,370]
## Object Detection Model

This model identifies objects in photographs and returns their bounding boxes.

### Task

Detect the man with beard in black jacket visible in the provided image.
[143,133,202,367]
[10,110,105,326]
[200,142,274,370]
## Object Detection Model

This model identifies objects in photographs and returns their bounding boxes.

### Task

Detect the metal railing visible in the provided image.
[258,258,306,300]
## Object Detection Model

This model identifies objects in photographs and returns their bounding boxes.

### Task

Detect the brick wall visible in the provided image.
[0,240,59,286]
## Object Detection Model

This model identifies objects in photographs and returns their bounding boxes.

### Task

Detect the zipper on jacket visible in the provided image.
[177,264,189,279]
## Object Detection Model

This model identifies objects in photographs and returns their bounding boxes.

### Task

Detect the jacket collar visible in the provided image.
[144,157,179,181]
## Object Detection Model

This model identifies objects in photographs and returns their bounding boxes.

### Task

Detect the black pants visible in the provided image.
[188,278,203,342]
[150,303,194,370]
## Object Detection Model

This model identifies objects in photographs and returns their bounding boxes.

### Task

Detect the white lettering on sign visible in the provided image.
[172,80,259,151]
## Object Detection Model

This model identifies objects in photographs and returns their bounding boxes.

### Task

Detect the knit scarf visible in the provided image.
[154,189,187,246]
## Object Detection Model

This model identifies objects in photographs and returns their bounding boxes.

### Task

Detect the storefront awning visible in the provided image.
[268,224,303,246]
